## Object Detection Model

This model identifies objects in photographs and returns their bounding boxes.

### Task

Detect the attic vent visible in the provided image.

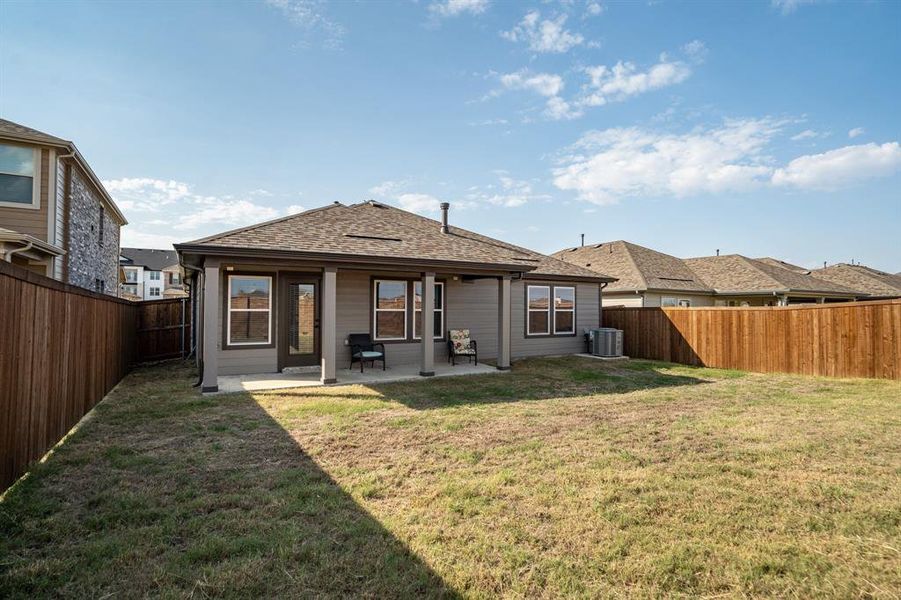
[658,277,695,282]
[585,263,592,267]
[367,200,388,208]
[595,243,604,248]
[345,234,402,242]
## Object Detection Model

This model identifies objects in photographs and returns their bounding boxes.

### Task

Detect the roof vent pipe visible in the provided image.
[580,233,585,247]
[440,202,450,234]
[716,249,720,256]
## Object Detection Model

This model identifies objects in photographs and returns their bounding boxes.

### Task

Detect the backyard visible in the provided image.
[1,357,899,598]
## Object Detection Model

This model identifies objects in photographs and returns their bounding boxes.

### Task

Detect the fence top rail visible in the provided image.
[603,298,901,312]
[0,260,136,306]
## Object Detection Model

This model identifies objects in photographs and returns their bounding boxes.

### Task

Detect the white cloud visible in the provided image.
[396,193,443,214]
[848,127,865,139]
[681,39,708,63]
[369,179,409,197]
[553,119,782,204]
[790,129,823,141]
[772,0,821,14]
[173,198,280,231]
[501,11,584,54]
[772,142,901,189]
[429,0,489,18]
[500,70,564,97]
[464,172,549,208]
[102,178,191,211]
[285,204,306,214]
[264,0,345,48]
[119,229,181,251]
[580,56,692,107]
[585,2,604,17]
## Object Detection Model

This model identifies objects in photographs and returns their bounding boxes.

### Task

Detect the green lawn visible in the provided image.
[1,357,899,598]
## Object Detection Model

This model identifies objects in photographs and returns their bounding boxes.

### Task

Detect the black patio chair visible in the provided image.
[348,333,386,373]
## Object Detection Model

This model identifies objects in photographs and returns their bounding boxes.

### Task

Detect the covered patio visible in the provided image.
[215,360,503,394]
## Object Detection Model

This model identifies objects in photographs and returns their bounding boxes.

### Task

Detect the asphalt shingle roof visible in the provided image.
[0,118,70,146]
[684,255,860,295]
[120,248,181,271]
[809,263,901,298]
[180,202,612,281]
[553,241,712,293]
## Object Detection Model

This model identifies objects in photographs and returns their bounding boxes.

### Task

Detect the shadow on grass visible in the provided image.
[0,362,458,598]
[363,356,716,410]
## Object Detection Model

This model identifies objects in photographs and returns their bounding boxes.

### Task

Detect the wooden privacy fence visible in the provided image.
[0,261,137,491]
[603,300,901,380]
[136,298,192,362]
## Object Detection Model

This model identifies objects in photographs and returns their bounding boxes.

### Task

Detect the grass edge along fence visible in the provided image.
[603,300,900,380]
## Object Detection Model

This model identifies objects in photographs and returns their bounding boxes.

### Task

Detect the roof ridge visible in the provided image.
[619,241,650,290]
[736,255,789,290]
[181,202,345,246]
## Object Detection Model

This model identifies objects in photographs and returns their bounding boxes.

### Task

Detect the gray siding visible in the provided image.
[511,280,600,358]
[211,264,603,376]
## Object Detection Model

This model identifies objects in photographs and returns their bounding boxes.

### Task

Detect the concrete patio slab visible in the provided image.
[214,361,504,394]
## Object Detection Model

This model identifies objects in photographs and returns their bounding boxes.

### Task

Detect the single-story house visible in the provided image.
[176,201,615,392]
[553,240,860,307]
[808,263,901,300]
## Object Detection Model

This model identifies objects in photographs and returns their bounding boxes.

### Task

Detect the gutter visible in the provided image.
[3,241,33,262]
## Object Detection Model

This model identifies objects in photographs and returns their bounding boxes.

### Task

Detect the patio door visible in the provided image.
[279,277,320,368]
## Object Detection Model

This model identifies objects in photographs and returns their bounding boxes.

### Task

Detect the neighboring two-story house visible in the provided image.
[120,247,187,300]
[0,118,126,295]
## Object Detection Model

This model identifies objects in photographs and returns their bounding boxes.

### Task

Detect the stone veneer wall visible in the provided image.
[65,164,120,295]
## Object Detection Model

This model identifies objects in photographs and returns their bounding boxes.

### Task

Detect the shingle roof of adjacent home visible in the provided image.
[120,248,181,271]
[754,257,811,274]
[0,118,70,146]
[809,263,901,298]
[683,255,860,296]
[552,241,713,293]
[178,201,613,281]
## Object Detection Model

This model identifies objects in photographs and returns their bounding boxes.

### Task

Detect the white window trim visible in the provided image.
[149,271,161,281]
[0,145,41,210]
[552,286,576,334]
[527,285,551,336]
[148,288,161,297]
[227,275,273,346]
[413,281,445,340]
[373,279,407,341]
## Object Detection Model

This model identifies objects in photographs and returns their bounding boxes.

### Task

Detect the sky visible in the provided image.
[1,0,899,271]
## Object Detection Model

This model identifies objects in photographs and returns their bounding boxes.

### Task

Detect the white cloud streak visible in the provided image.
[501,11,584,54]
[553,122,901,204]
[848,127,865,139]
[264,0,345,48]
[580,56,692,107]
[429,0,489,18]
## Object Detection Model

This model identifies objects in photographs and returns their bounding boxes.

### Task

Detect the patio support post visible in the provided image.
[497,275,512,370]
[321,266,337,384]
[420,271,435,376]
[201,261,220,393]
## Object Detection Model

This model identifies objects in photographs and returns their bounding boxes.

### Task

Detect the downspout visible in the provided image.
[599,282,608,326]
[179,256,204,387]
[3,241,34,262]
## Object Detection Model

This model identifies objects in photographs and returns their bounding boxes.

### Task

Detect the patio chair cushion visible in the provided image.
[449,329,473,354]
[353,351,383,359]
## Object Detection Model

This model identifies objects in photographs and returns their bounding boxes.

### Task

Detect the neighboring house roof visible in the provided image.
[754,257,811,274]
[177,201,615,281]
[809,263,901,298]
[0,118,127,225]
[684,255,860,296]
[120,247,180,271]
[553,241,712,293]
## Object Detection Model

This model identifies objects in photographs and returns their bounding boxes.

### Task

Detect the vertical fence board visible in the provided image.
[603,300,901,380]
[0,262,138,492]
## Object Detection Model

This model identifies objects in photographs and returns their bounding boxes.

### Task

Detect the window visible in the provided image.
[528,284,577,336]
[171,272,181,285]
[373,280,407,340]
[0,143,39,208]
[148,287,161,298]
[527,285,551,335]
[122,284,137,295]
[124,269,138,283]
[227,275,272,345]
[149,271,161,281]
[414,281,444,340]
[98,206,105,247]
[94,279,105,293]
[662,297,692,308]
[553,286,575,334]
